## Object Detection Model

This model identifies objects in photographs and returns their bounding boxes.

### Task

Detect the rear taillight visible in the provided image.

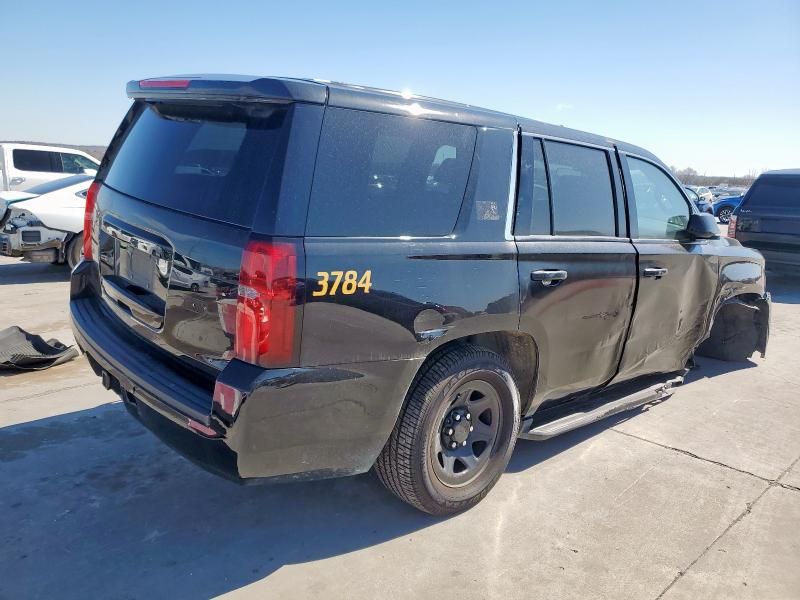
[727,215,737,238]
[234,240,298,367]
[82,181,100,261]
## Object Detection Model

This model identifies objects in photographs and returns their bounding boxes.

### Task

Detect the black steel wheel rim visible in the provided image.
[430,379,502,488]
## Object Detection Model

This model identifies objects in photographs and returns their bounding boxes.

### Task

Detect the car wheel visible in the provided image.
[191,283,200,292]
[375,345,520,515]
[66,233,83,270]
[717,207,733,224]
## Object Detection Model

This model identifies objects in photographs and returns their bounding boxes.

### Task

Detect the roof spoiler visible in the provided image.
[127,75,327,105]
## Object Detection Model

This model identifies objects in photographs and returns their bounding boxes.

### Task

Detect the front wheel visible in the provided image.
[375,345,520,515]
[717,207,733,224]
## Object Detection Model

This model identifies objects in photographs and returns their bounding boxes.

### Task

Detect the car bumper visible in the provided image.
[70,260,419,483]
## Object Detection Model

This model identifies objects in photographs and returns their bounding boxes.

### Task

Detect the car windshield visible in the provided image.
[24,174,93,195]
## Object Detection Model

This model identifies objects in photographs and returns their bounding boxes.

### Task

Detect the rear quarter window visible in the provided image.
[306,108,476,237]
[103,102,289,226]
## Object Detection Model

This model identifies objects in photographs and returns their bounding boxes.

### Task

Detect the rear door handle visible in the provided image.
[531,269,568,287]
[643,267,668,279]
[9,177,25,186]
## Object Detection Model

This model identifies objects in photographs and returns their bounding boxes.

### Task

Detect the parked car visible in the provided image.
[0,174,92,224]
[71,75,770,515]
[0,175,92,268]
[712,186,747,199]
[0,143,99,191]
[729,169,800,269]
[713,195,743,223]
[684,186,713,214]
[686,185,714,203]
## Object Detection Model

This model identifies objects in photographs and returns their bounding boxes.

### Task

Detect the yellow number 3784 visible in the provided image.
[312,270,373,296]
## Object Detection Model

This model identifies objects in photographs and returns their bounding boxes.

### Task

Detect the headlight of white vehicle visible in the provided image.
[4,208,44,231]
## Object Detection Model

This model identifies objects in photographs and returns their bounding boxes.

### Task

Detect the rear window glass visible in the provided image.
[307,108,476,237]
[745,177,799,210]
[104,102,289,226]
[545,141,616,237]
[13,149,58,173]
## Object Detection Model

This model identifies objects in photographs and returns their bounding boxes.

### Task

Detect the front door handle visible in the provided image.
[643,267,668,279]
[531,269,568,287]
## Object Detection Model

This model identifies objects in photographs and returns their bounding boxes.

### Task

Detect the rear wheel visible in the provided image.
[375,345,520,515]
[66,233,83,270]
[717,207,733,224]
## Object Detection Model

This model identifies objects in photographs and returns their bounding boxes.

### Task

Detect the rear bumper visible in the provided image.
[70,260,419,483]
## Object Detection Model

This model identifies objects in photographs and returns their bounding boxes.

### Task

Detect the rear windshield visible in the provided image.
[104,102,289,226]
[307,108,476,237]
[745,176,799,210]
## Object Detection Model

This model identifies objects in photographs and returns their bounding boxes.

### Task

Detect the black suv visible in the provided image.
[729,169,800,270]
[71,76,771,515]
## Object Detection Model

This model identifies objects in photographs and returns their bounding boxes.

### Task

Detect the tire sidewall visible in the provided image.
[67,233,83,270]
[414,355,520,511]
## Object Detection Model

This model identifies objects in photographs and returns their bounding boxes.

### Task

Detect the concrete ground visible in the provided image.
[1,250,799,600]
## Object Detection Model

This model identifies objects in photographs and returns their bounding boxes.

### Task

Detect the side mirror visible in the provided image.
[686,213,719,239]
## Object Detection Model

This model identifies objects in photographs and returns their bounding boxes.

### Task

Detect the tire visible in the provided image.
[375,345,520,515]
[717,207,733,224]
[696,303,760,362]
[66,233,83,270]
[191,283,200,293]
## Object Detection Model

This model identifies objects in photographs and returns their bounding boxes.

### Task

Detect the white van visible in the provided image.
[0,143,100,191]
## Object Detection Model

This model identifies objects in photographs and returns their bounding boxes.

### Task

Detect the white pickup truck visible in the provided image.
[0,143,99,191]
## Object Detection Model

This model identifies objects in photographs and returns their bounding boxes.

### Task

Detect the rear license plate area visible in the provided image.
[98,215,172,327]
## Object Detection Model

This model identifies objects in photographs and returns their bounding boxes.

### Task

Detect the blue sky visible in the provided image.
[2,0,798,175]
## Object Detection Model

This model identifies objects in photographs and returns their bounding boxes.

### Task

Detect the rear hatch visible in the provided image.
[737,175,800,262]
[95,94,295,372]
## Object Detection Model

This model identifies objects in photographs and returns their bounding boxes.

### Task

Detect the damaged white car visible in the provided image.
[0,175,92,268]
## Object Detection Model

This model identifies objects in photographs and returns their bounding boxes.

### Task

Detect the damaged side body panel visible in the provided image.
[696,255,771,361]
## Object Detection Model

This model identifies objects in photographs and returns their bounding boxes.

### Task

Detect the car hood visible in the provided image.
[0,191,37,202]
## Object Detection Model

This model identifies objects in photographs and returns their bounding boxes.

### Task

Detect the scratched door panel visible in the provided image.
[517,238,637,405]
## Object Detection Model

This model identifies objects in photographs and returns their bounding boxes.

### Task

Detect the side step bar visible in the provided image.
[519,373,685,441]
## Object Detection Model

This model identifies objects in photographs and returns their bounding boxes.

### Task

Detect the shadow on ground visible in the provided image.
[0,260,70,285]
[0,351,754,599]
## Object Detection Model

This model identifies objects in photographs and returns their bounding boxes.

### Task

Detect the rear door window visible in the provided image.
[13,149,60,173]
[306,108,476,237]
[104,102,290,226]
[545,141,616,237]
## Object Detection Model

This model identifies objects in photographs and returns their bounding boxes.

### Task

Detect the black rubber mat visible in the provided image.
[0,326,79,371]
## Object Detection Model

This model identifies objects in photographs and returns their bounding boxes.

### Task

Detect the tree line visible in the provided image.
[670,166,757,187]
